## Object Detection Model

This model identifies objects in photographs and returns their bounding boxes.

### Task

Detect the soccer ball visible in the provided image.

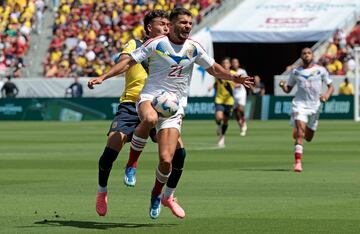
[152,90,179,118]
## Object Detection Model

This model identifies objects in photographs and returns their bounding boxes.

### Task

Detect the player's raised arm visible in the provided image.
[87,54,137,89]
[206,63,254,88]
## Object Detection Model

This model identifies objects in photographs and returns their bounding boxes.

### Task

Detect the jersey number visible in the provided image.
[168,65,184,78]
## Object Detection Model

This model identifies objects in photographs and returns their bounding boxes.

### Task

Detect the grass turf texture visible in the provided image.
[0,120,360,233]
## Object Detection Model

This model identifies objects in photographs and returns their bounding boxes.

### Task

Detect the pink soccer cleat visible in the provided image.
[294,161,302,172]
[96,191,108,216]
[161,195,185,219]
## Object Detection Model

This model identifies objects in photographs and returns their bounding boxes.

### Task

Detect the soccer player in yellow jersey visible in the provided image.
[91,10,186,217]
[214,57,237,147]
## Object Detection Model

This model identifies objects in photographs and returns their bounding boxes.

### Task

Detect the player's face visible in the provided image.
[221,59,231,70]
[171,14,193,42]
[231,59,239,69]
[148,17,169,38]
[301,48,313,64]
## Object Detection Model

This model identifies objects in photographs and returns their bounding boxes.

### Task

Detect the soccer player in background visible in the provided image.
[279,48,334,172]
[213,57,237,148]
[231,58,248,136]
[89,10,187,217]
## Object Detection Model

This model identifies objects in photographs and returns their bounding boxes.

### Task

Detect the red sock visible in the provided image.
[151,178,165,197]
[126,148,141,168]
[127,134,147,168]
[294,144,303,163]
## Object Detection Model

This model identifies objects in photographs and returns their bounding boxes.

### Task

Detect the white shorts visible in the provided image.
[290,106,320,131]
[233,86,247,107]
[137,93,184,133]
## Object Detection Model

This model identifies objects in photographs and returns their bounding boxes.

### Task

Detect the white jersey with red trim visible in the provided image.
[233,68,247,97]
[288,64,332,111]
[130,35,215,107]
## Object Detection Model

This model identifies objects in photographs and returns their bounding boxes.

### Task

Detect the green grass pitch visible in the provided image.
[0,120,360,233]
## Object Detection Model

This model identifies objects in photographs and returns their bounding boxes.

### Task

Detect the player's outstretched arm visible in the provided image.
[320,83,334,102]
[206,63,254,88]
[87,54,137,89]
[279,80,293,94]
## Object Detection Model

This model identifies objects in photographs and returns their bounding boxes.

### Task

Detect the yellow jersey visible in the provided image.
[338,82,354,95]
[119,39,148,103]
[214,70,236,105]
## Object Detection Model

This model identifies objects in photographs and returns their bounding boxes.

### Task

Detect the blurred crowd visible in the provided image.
[43,0,221,78]
[287,21,360,78]
[318,21,360,78]
[0,0,40,78]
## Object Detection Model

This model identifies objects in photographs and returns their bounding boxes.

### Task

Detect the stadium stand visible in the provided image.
[285,21,360,79]
[43,0,222,78]
[0,0,38,78]
[318,22,360,78]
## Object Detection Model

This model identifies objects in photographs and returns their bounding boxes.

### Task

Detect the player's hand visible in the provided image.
[87,77,104,89]
[320,94,329,102]
[233,75,254,88]
[279,80,286,87]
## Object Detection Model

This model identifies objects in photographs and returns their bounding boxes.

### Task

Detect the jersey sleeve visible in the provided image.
[321,67,332,85]
[121,39,137,54]
[130,39,157,63]
[287,70,297,87]
[237,69,247,76]
[194,44,215,69]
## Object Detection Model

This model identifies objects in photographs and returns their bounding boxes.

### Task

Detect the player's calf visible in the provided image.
[163,148,186,218]
[305,127,315,142]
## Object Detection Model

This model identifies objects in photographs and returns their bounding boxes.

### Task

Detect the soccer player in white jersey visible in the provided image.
[88,7,254,219]
[279,48,334,172]
[231,58,248,136]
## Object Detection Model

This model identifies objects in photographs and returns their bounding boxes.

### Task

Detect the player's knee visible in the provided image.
[159,160,172,173]
[98,147,119,171]
[142,114,158,128]
[172,148,186,170]
[107,132,126,151]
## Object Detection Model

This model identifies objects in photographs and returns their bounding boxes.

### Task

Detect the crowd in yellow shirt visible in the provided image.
[0,0,36,77]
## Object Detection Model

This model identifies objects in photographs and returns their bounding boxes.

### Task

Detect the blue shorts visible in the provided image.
[108,102,156,143]
[215,103,233,117]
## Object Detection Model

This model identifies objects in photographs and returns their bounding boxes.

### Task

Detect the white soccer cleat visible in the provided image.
[240,122,247,136]
[217,135,225,148]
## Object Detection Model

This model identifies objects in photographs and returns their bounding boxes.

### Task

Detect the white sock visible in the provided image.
[98,186,107,193]
[131,134,148,151]
[295,144,303,154]
[163,186,175,199]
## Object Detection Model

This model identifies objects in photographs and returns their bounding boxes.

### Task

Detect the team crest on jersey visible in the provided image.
[187,49,194,59]
[112,122,118,129]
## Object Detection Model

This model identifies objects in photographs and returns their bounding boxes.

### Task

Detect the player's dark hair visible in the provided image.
[169,7,192,22]
[144,10,169,35]
[301,47,312,54]
[221,57,231,63]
